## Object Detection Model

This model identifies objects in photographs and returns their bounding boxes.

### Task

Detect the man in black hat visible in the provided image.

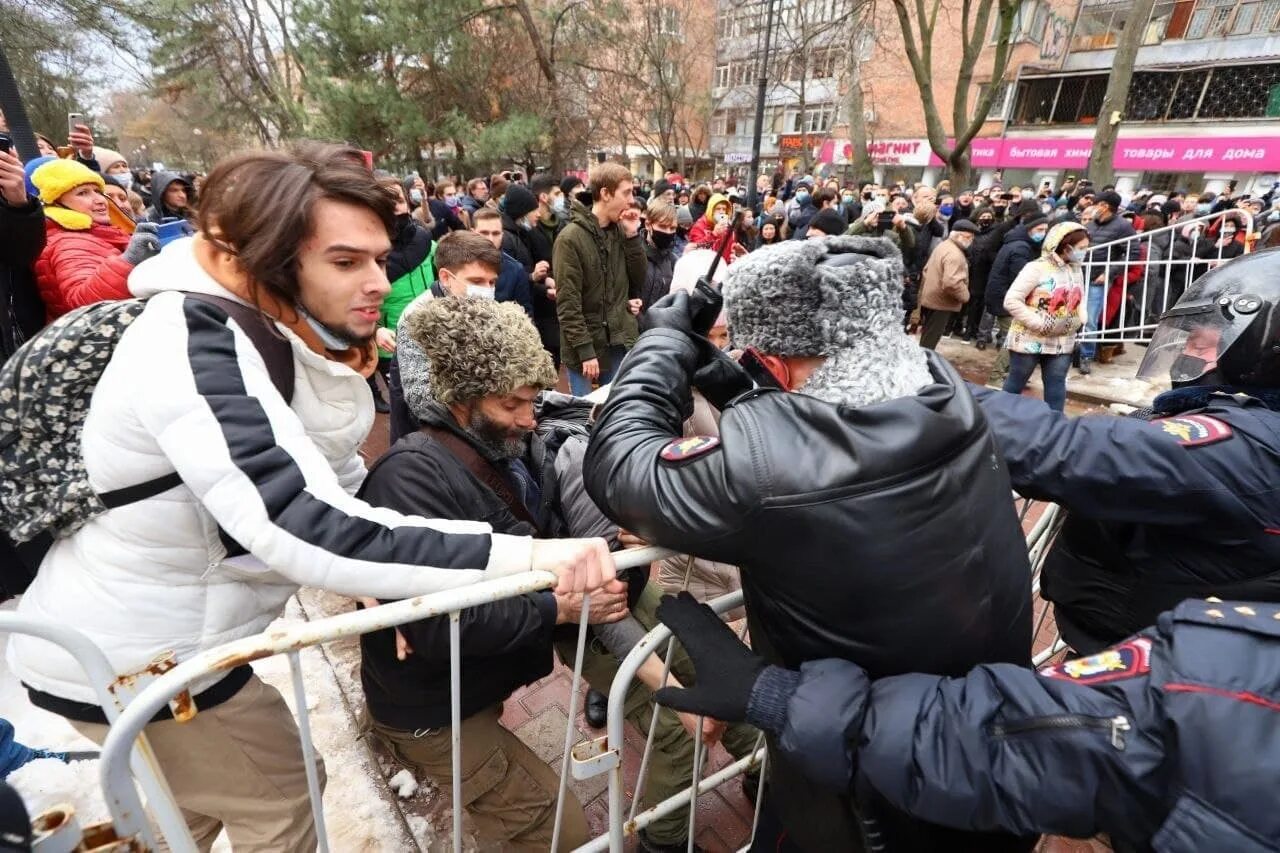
[918,219,978,349]
[1080,190,1139,372]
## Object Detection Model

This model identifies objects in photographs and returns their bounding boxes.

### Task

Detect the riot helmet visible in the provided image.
[1137,248,1280,388]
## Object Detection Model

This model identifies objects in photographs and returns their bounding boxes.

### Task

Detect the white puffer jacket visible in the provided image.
[11,239,533,705]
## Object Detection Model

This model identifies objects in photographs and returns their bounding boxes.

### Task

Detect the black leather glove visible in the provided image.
[641,290,695,335]
[653,592,766,723]
[691,340,752,409]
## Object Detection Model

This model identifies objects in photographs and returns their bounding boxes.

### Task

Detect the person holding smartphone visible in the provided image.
[0,137,48,359]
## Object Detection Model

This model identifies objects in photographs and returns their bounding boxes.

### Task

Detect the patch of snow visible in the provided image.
[6,759,106,825]
[388,769,418,799]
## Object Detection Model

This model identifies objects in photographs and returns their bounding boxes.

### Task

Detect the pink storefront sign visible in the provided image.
[1112,136,1280,171]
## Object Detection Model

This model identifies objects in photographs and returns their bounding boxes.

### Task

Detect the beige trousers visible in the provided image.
[72,674,324,853]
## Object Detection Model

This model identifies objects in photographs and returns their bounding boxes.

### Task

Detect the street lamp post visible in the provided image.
[745,0,779,215]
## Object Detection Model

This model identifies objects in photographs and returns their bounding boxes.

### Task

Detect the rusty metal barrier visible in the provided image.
[94,546,675,853]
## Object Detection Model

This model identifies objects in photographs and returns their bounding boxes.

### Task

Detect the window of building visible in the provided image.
[1185,0,1239,37]
[711,112,727,136]
[1013,77,1061,123]
[714,64,730,89]
[994,0,1048,43]
[648,6,680,36]
[810,48,840,79]
[977,81,1014,120]
[784,103,836,133]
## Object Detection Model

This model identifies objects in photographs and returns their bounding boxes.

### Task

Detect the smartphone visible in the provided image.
[67,112,86,136]
[738,347,787,391]
[877,210,896,230]
[0,132,11,154]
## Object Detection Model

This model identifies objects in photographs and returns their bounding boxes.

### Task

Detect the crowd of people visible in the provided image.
[2,122,1279,853]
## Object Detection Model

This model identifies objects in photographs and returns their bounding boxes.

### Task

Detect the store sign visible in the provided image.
[1112,136,1280,171]
[778,133,825,153]
[724,151,753,164]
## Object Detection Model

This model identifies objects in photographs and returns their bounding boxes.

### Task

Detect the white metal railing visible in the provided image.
[1076,210,1254,344]
[96,547,675,853]
[67,500,1068,852]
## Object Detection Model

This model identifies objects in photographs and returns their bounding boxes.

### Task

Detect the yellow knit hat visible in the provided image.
[32,159,105,205]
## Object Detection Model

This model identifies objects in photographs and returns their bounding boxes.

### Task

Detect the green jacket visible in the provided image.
[552,199,646,370]
[378,249,435,359]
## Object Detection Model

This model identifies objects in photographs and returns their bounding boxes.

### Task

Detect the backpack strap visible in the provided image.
[183,293,294,404]
[98,293,295,510]
[420,424,541,531]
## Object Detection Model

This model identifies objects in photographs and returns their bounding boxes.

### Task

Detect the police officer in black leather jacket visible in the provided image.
[973,249,1280,654]
[583,235,1035,852]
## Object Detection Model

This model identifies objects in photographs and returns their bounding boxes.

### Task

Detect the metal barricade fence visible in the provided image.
[77,499,1070,853]
[1075,211,1254,345]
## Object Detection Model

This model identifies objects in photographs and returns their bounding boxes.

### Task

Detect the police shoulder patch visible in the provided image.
[660,435,721,463]
[1153,414,1233,447]
[1041,637,1153,685]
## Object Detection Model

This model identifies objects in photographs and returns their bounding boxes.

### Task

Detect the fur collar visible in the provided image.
[797,337,933,409]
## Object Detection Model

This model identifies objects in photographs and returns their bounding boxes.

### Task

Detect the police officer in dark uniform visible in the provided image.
[650,589,1280,852]
[970,248,1280,654]
[582,236,1035,852]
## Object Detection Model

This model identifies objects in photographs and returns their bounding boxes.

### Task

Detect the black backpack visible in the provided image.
[0,293,294,591]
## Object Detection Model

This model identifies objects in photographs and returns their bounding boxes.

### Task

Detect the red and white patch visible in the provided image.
[1041,637,1152,685]
[659,435,721,463]
[1152,414,1233,447]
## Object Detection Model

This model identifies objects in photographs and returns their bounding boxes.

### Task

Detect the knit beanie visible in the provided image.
[32,159,106,231]
[405,297,557,405]
[808,208,848,237]
[559,176,581,197]
[489,174,509,201]
[723,235,932,408]
[503,184,538,221]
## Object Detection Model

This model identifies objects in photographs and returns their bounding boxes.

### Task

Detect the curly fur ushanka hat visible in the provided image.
[723,235,908,358]
[405,297,557,404]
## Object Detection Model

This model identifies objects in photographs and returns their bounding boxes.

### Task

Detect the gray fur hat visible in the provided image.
[724,235,908,358]
[723,235,933,407]
[404,297,557,404]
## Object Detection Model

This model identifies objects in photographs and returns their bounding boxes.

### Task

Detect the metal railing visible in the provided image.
[1076,210,1254,344]
[96,546,676,853]
[73,501,1069,852]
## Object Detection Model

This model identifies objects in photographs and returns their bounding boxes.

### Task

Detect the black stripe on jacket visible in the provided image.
[181,297,493,569]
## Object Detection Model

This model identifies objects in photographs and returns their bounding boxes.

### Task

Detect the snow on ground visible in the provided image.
[2,596,419,851]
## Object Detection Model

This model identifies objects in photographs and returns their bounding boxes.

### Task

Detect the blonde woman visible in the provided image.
[1002,221,1091,411]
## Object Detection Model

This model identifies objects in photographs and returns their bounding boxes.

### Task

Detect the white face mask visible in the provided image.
[1069,248,1088,264]
[115,173,133,190]
[466,285,495,300]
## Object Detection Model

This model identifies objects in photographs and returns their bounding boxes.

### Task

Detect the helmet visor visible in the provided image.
[1136,305,1232,385]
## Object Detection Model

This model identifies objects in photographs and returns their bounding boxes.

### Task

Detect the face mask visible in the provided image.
[1030,231,1046,244]
[1196,203,1211,215]
[1069,248,1087,263]
[445,195,460,208]
[863,192,873,201]
[939,203,954,216]
[992,205,1006,216]
[552,196,566,213]
[465,285,495,300]
[409,189,423,204]
[1021,189,1034,200]
[651,230,676,250]
[979,221,993,232]
[575,190,594,207]
[115,174,133,190]
[395,212,411,229]
[795,191,810,204]
[714,212,729,224]
[842,194,855,205]
[1170,354,1210,384]
[1222,228,1237,238]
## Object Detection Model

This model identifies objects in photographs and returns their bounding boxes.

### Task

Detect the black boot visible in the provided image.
[584,688,608,729]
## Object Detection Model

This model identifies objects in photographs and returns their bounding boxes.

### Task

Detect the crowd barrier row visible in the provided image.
[10,502,1067,852]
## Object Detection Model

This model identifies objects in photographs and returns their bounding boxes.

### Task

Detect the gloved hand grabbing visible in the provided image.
[122,222,161,265]
[653,592,767,724]
[692,340,752,409]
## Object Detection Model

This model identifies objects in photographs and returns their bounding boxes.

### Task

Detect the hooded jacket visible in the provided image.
[143,171,193,223]
[33,217,134,321]
[10,238,535,715]
[379,214,434,356]
[551,198,646,370]
[1003,223,1088,356]
[986,224,1040,317]
[687,193,736,260]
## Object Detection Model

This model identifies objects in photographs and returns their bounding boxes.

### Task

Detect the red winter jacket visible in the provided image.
[34,219,134,321]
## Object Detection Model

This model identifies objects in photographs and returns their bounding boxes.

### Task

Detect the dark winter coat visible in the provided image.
[975,384,1280,653]
[639,240,677,313]
[768,598,1280,852]
[985,225,1039,317]
[497,252,534,318]
[967,223,1005,297]
[1085,212,1140,271]
[528,213,563,358]
[356,407,562,730]
[551,199,646,371]
[0,196,48,357]
[583,332,1033,851]
[142,171,192,223]
[427,198,467,240]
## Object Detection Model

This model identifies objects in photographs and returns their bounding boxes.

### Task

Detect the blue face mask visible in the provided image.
[796,191,810,204]
[939,203,954,216]
[1030,231,1046,244]
[1196,203,1212,215]
[409,189,423,204]
[1069,248,1088,264]
[552,196,566,213]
